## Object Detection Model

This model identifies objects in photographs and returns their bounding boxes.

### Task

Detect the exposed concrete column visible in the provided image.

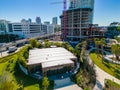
[79,9,82,41]
[71,10,74,41]
[27,65,31,72]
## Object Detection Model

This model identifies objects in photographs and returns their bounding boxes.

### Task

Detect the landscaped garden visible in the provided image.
[104,79,120,90]
[0,39,97,90]
[0,39,76,90]
[90,51,120,79]
[72,41,96,90]
[0,51,54,90]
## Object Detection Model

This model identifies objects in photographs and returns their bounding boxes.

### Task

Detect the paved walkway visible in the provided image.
[88,48,120,90]
[0,51,9,58]
[104,51,120,64]
[54,77,82,90]
[95,64,120,87]
[55,84,82,90]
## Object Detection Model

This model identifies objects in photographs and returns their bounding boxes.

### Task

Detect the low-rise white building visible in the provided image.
[27,47,77,76]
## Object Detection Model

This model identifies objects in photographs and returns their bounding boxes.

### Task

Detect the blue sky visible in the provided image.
[0,0,120,26]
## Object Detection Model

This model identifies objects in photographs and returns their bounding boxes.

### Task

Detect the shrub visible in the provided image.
[84,87,90,90]
[27,44,33,50]
[37,42,42,48]
[23,50,29,59]
[44,42,51,48]
[61,42,69,49]
[18,56,27,68]
[17,45,30,68]
[29,38,38,48]
[42,77,50,90]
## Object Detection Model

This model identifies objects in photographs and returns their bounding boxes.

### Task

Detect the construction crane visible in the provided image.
[50,0,76,41]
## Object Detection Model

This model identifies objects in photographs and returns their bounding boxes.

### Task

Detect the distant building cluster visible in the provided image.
[0,17,60,38]
[105,22,120,38]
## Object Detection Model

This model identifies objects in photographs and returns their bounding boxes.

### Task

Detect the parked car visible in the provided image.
[8,46,17,53]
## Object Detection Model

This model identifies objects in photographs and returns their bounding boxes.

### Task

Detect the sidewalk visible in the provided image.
[88,48,120,90]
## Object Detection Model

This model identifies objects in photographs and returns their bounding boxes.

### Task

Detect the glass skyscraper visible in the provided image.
[69,0,94,23]
[70,0,94,9]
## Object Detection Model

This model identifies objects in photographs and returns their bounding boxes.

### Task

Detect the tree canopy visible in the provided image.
[29,38,38,48]
[111,44,120,60]
[117,26,120,31]
[42,77,50,90]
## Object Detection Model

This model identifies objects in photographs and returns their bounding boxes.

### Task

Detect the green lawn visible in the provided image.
[0,52,54,90]
[104,79,120,90]
[90,51,120,79]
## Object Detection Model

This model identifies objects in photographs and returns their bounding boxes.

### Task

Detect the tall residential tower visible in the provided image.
[60,0,94,41]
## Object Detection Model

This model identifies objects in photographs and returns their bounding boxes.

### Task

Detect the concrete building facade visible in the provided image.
[40,24,47,35]
[8,22,55,38]
[52,17,58,25]
[47,25,54,34]
[11,22,41,38]
[61,0,94,42]
[41,23,55,35]
[44,21,50,25]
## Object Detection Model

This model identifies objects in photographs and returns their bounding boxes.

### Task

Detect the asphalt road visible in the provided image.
[0,47,22,58]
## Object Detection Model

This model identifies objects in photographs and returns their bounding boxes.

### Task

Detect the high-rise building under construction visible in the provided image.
[60,0,94,42]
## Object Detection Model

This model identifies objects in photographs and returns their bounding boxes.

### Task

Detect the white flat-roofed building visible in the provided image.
[27,47,77,76]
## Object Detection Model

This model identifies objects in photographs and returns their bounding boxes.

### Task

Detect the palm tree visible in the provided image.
[114,36,120,43]
[80,41,87,69]
[111,44,120,61]
[100,38,106,63]
[94,38,100,57]
[94,38,106,63]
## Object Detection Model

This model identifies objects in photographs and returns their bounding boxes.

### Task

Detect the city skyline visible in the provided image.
[0,0,120,26]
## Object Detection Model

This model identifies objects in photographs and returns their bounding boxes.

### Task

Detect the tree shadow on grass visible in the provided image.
[103,62,111,69]
[13,62,41,89]
[12,62,54,90]
[114,69,120,80]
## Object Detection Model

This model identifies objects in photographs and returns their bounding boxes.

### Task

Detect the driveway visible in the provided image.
[54,77,82,90]
[55,84,82,90]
